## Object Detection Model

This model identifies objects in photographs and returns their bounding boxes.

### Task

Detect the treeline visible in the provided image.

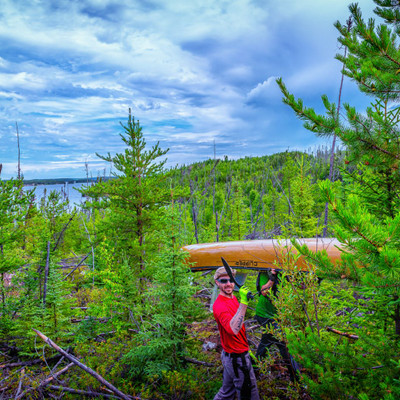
[164,148,345,243]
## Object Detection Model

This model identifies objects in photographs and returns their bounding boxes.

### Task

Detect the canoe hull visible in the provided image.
[182,238,343,272]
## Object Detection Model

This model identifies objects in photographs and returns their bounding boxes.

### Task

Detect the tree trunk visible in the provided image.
[189,179,199,243]
[16,122,21,180]
[394,302,400,337]
[1,273,5,311]
[43,241,50,307]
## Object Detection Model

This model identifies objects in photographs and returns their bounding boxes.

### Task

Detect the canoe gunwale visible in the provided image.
[190,266,278,272]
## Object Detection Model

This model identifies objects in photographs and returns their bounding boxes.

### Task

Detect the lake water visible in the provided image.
[24,182,88,207]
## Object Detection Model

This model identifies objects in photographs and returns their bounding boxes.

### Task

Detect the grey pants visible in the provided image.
[214,351,260,400]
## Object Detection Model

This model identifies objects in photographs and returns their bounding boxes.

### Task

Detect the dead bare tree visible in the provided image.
[80,215,95,286]
[52,209,77,252]
[15,122,21,180]
[323,16,352,237]
[63,252,90,280]
[189,177,200,243]
[216,176,233,240]
[47,385,123,399]
[43,241,50,307]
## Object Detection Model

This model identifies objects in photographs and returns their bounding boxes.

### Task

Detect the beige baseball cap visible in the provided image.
[214,266,236,281]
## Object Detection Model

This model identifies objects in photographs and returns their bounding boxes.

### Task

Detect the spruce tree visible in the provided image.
[124,205,202,378]
[289,155,321,238]
[227,180,248,240]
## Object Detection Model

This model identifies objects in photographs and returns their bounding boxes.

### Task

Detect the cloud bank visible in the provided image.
[0,0,375,179]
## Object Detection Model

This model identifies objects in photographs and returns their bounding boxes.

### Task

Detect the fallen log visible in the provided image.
[33,329,137,400]
[245,324,260,332]
[50,356,65,373]
[0,353,62,369]
[356,365,385,370]
[71,316,110,323]
[0,365,26,386]
[15,362,74,400]
[326,326,359,340]
[48,384,121,399]
[184,357,215,367]
[94,328,139,340]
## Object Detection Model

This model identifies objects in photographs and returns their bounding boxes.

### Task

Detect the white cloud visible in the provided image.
[0,91,23,99]
[0,72,47,90]
[247,76,280,102]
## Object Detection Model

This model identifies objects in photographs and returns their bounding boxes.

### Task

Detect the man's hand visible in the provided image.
[261,280,274,295]
[261,269,277,296]
[239,286,251,305]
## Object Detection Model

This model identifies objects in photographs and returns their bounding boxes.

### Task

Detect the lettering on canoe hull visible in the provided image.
[235,260,258,268]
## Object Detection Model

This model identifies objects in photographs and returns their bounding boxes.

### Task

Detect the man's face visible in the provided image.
[216,274,235,296]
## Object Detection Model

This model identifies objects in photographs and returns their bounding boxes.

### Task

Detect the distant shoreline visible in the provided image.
[23,177,111,185]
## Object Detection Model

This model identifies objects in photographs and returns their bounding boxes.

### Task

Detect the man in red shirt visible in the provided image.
[213,267,260,400]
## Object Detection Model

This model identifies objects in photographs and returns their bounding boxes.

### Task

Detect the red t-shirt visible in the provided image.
[213,294,249,354]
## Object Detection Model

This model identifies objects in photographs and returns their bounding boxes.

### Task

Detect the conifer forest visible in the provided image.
[1,1,400,399]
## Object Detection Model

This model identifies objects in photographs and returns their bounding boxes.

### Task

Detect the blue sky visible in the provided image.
[0,0,375,179]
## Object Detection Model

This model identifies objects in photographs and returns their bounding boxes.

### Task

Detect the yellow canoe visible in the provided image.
[182,238,343,272]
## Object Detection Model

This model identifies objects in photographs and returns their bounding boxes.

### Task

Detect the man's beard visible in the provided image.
[221,285,233,296]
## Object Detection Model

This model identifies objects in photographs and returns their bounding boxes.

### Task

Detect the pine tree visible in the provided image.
[81,110,169,294]
[276,1,400,397]
[277,0,400,336]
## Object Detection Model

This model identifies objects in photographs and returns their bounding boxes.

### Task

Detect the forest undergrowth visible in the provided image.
[0,259,312,400]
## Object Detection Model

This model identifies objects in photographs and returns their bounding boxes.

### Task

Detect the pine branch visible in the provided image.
[358,137,400,159]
